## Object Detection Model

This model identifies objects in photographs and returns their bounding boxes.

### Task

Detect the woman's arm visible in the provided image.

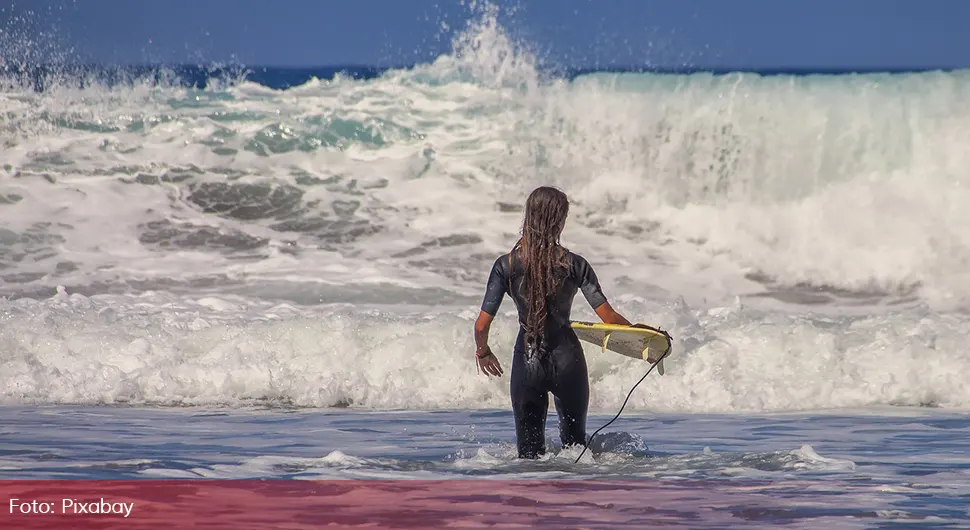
[575,255,632,326]
[474,256,508,377]
[474,310,494,355]
[473,310,503,376]
[594,301,632,326]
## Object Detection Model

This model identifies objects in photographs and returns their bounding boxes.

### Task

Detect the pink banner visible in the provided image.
[1,479,787,529]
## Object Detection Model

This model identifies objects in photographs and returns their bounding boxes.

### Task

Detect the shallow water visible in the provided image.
[1,406,968,527]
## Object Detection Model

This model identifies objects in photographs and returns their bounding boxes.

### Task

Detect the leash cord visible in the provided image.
[573,330,672,464]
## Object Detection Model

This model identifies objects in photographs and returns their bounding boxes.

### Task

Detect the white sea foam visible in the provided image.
[3,7,970,411]
[2,10,970,310]
[0,289,967,411]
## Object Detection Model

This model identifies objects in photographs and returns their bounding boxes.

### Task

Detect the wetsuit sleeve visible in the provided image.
[574,254,608,310]
[480,256,508,315]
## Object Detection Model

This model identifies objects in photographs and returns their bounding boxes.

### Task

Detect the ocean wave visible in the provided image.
[0,290,966,411]
[4,59,970,306]
[2,5,970,414]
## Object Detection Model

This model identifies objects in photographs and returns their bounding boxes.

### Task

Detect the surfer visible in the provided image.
[473,186,633,459]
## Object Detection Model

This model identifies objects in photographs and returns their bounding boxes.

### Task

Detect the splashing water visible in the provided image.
[1,4,970,413]
[3,6,970,528]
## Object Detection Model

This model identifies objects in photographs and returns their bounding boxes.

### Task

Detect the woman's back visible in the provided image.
[480,248,608,336]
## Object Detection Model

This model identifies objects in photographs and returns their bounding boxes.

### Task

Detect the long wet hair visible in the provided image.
[511,186,571,353]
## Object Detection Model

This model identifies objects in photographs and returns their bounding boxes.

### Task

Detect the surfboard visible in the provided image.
[570,321,673,375]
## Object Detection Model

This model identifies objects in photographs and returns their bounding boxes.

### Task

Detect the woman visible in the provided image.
[473,186,633,459]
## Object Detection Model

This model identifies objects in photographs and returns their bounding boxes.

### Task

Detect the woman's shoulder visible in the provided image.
[563,249,598,276]
[490,252,513,272]
[564,249,591,265]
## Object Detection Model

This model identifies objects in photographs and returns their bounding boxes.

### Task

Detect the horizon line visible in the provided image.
[3,63,967,76]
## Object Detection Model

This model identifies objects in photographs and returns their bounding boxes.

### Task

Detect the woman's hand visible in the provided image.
[476,346,504,377]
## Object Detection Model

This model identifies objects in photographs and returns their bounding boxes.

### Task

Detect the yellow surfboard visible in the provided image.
[570,321,673,375]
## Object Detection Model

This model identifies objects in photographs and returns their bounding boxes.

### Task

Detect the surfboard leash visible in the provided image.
[573,327,673,464]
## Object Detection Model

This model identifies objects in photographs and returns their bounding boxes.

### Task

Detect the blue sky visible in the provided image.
[4,0,970,71]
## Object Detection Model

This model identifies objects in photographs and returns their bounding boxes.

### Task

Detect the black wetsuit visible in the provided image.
[480,250,609,459]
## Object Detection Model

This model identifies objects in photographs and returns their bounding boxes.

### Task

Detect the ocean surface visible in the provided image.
[2,10,970,529]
